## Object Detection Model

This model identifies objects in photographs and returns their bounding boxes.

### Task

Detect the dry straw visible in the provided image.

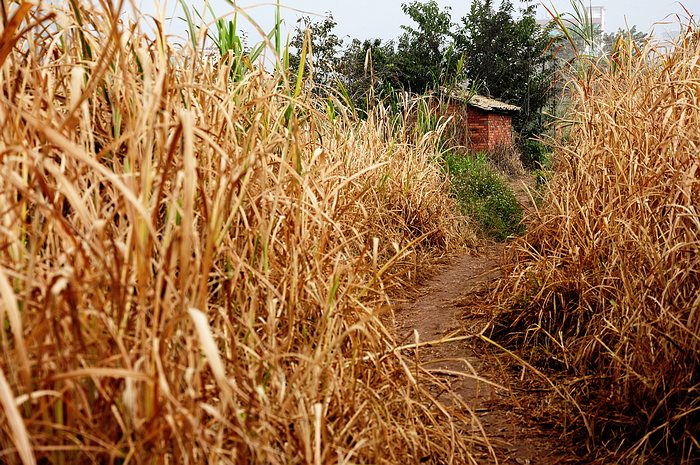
[494,25,700,462]
[0,1,482,464]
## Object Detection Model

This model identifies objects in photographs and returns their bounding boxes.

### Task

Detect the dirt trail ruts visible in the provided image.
[394,178,573,464]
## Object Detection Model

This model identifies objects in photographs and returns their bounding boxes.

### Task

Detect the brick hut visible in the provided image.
[439,90,521,152]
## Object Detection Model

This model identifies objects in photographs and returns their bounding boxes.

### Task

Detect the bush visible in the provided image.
[520,139,552,170]
[444,152,523,240]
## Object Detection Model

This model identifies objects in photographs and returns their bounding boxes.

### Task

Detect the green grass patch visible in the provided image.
[444,152,523,240]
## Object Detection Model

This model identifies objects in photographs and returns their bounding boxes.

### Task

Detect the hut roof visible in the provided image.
[466,94,521,114]
[440,87,521,114]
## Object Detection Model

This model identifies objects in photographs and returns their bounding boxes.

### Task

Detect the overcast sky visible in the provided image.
[139,1,698,45]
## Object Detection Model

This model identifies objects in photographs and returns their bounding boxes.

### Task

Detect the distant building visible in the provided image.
[437,89,521,152]
[536,5,606,32]
[536,17,553,28]
[590,6,605,31]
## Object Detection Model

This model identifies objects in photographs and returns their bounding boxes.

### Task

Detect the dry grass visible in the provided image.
[0,2,482,464]
[484,142,525,178]
[493,27,700,462]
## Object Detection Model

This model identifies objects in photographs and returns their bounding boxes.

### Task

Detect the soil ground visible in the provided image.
[392,178,578,464]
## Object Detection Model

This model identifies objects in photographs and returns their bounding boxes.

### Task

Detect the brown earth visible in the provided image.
[392,178,579,464]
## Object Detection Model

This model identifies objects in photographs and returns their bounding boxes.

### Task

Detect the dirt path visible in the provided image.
[393,178,573,464]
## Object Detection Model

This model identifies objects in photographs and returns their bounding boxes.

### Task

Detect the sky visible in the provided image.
[138,0,698,46]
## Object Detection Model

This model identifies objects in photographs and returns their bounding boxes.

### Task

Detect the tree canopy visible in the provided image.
[455,0,556,136]
[337,38,400,109]
[395,0,456,92]
[289,0,558,139]
[289,13,344,88]
[603,26,648,55]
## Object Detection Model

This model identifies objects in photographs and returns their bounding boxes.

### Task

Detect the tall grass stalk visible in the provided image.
[544,0,600,58]
[494,23,700,462]
[0,1,482,463]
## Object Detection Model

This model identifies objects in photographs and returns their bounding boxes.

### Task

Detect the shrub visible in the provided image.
[520,139,552,170]
[444,152,523,240]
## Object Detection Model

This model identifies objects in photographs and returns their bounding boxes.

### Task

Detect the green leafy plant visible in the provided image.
[177,0,285,81]
[455,0,556,138]
[521,139,552,171]
[288,14,344,89]
[444,152,523,240]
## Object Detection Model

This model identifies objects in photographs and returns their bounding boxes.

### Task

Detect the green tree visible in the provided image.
[337,38,400,110]
[336,1,458,108]
[455,0,556,137]
[395,0,456,92]
[300,1,462,109]
[289,13,343,88]
[602,25,648,54]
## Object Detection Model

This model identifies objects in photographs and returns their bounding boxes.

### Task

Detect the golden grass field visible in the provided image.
[495,27,700,462]
[0,1,698,464]
[0,2,485,463]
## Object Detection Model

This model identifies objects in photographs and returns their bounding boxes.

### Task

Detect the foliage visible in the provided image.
[444,152,523,240]
[178,0,283,81]
[520,139,552,171]
[394,0,459,93]
[455,0,556,138]
[290,0,555,139]
[602,25,648,54]
[493,27,700,462]
[289,13,344,88]
[337,38,401,111]
[334,0,460,108]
